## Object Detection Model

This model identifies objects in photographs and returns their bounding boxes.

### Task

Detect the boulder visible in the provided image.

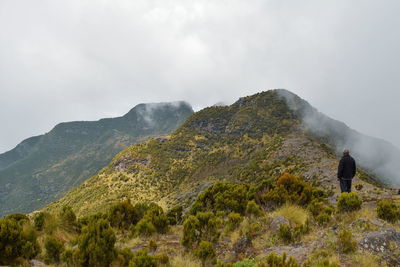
[358,228,400,253]
[270,216,290,234]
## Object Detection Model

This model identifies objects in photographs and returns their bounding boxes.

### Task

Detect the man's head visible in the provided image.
[343,149,350,156]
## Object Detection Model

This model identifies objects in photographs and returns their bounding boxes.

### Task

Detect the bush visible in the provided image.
[166,205,183,225]
[337,230,357,254]
[59,206,77,230]
[377,199,400,223]
[78,218,116,267]
[33,212,48,231]
[226,213,243,232]
[135,218,157,237]
[129,250,157,267]
[258,252,299,267]
[116,248,134,267]
[182,212,220,249]
[194,241,216,266]
[0,218,40,264]
[278,224,293,244]
[44,236,64,263]
[191,182,249,215]
[260,173,315,209]
[246,200,263,217]
[337,193,362,212]
[355,184,363,191]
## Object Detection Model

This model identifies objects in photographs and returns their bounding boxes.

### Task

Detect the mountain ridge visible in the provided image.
[0,101,193,216]
[46,89,397,217]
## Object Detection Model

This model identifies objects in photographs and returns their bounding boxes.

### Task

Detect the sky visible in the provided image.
[1,0,400,153]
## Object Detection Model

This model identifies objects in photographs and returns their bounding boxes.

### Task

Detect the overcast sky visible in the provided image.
[1,0,399,153]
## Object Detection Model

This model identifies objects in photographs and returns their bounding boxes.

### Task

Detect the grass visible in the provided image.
[272,204,309,227]
[170,253,202,267]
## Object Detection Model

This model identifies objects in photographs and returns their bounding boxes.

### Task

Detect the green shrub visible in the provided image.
[246,200,263,217]
[182,212,220,249]
[260,173,315,209]
[156,253,169,265]
[258,252,299,267]
[194,241,216,266]
[166,205,183,225]
[135,218,157,237]
[116,248,134,267]
[109,199,137,229]
[232,259,256,267]
[278,224,293,244]
[0,218,40,264]
[337,193,362,212]
[78,218,116,267]
[226,213,243,232]
[5,213,29,223]
[44,236,64,263]
[191,182,249,215]
[303,250,340,267]
[33,212,48,231]
[337,230,357,254]
[129,250,157,267]
[60,206,77,230]
[148,240,157,252]
[377,199,400,223]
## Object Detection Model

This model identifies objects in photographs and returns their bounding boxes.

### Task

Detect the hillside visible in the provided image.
[46,90,395,217]
[0,102,193,216]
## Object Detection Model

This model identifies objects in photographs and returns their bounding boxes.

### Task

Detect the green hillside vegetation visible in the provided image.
[1,173,399,266]
[47,90,382,216]
[0,102,193,216]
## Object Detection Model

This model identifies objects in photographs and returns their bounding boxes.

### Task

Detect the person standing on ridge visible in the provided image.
[337,149,356,193]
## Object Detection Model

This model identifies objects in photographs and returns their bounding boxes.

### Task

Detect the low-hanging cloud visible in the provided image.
[1,0,400,153]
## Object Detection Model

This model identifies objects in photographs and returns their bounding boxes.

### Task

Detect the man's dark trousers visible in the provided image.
[340,179,352,193]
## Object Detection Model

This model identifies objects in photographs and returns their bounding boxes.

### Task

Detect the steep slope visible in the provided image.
[0,102,193,216]
[47,90,396,216]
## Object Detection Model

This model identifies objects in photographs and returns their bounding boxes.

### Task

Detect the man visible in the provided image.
[337,149,356,193]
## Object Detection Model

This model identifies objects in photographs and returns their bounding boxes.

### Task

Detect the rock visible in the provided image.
[233,237,253,258]
[358,228,400,254]
[370,218,385,227]
[262,243,311,264]
[270,216,290,234]
[350,217,369,228]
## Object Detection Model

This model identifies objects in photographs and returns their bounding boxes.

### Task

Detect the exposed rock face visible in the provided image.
[270,216,290,234]
[358,228,400,253]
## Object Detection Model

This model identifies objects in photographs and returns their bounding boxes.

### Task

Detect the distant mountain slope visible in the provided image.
[48,90,398,216]
[0,102,193,216]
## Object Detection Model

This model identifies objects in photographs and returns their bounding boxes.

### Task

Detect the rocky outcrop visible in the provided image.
[270,216,290,234]
[358,228,400,253]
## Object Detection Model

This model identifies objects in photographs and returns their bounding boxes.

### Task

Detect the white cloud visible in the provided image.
[0,0,400,152]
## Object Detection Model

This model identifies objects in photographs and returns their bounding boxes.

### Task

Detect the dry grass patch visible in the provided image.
[170,253,202,267]
[272,204,309,226]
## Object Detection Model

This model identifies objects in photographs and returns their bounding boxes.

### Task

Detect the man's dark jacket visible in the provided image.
[337,155,356,180]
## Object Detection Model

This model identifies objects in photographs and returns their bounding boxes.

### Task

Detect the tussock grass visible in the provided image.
[273,204,309,226]
[170,253,202,267]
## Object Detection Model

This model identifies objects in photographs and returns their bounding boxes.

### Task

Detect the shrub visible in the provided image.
[260,173,315,209]
[337,230,357,254]
[116,248,134,267]
[44,236,64,263]
[182,212,220,249]
[148,240,157,252]
[337,193,362,212]
[166,205,183,225]
[135,218,157,237]
[33,212,48,231]
[129,250,157,267]
[377,199,400,223]
[78,218,116,267]
[156,253,170,265]
[226,213,243,232]
[0,218,40,264]
[278,224,293,244]
[59,206,77,231]
[246,200,263,217]
[109,199,137,229]
[194,241,216,266]
[258,252,299,267]
[191,182,249,215]
[274,205,309,227]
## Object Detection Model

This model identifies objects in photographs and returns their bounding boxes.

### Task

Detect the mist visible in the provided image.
[1,0,400,154]
[278,89,400,187]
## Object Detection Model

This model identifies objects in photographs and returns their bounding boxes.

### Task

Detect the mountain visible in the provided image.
[0,102,193,216]
[46,89,399,216]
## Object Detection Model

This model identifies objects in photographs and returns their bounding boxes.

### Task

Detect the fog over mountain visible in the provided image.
[1,0,400,153]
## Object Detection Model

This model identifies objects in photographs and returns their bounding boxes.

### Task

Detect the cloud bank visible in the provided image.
[1,0,400,153]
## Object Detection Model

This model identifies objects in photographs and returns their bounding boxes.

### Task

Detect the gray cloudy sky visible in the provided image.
[1,0,400,153]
